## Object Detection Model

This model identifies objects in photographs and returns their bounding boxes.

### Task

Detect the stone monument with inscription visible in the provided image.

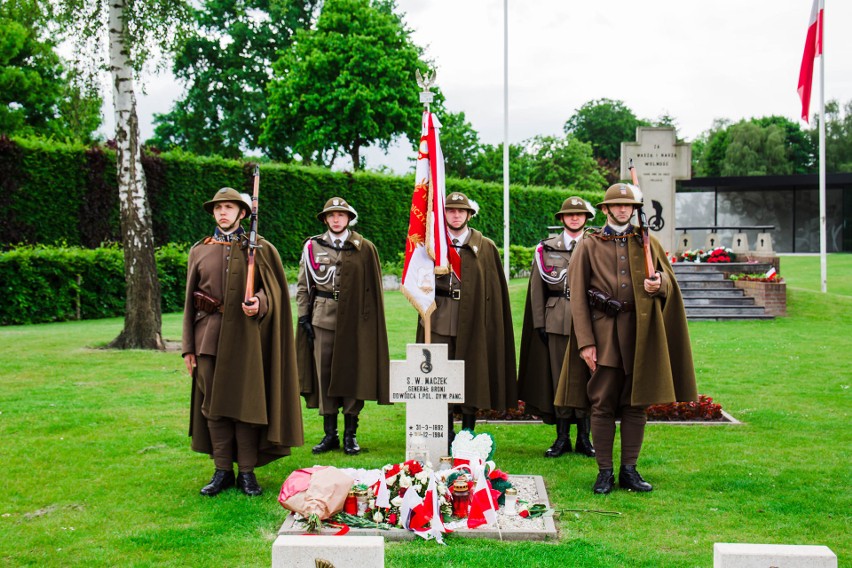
[390,343,464,468]
[620,127,691,253]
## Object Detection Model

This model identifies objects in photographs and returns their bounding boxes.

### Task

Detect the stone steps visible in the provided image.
[674,263,774,320]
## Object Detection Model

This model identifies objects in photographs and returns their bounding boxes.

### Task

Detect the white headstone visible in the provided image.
[390,344,464,468]
[621,127,691,253]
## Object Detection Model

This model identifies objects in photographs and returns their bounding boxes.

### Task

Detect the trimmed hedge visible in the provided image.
[0,243,539,326]
[0,244,188,325]
[1,138,605,264]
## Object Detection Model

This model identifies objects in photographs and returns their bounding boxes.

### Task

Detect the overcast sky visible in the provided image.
[114,0,851,174]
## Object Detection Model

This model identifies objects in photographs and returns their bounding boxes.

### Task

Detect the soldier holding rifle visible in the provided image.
[182,184,303,497]
[556,182,696,494]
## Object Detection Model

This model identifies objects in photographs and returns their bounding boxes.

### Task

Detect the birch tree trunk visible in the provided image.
[106,0,164,350]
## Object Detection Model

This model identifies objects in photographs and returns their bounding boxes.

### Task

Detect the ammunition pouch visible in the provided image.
[587,288,635,316]
[193,291,223,313]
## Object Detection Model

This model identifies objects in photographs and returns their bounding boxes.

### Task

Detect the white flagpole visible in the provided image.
[818,7,827,293]
[502,0,510,279]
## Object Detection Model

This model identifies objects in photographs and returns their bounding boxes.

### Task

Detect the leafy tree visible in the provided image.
[521,135,608,192]
[147,0,317,158]
[0,12,101,141]
[721,121,792,176]
[262,0,427,168]
[468,142,528,185]
[54,0,191,349]
[466,135,607,193]
[693,116,815,177]
[436,110,481,179]
[563,98,649,163]
[812,99,852,173]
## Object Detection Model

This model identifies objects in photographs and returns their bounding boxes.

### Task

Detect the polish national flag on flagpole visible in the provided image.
[401,110,458,319]
[797,0,824,123]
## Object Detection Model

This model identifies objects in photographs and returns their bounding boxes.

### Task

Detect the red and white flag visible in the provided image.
[401,111,459,319]
[466,468,498,529]
[797,0,824,123]
[765,266,778,280]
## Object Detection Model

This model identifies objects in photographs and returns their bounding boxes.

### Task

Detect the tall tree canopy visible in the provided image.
[813,99,852,173]
[262,0,427,168]
[563,98,648,163]
[693,116,815,177]
[0,6,101,141]
[147,0,318,158]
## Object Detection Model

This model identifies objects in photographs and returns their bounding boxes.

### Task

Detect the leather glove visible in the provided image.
[536,327,548,345]
[298,316,315,342]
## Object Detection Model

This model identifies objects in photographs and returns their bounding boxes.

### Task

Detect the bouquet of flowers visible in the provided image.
[704,246,734,263]
[680,249,704,263]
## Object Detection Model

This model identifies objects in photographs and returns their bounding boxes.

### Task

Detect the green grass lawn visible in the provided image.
[1,255,850,567]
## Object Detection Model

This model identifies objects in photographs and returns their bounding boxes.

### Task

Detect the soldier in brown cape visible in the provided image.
[296,197,390,456]
[556,183,697,494]
[518,196,596,458]
[416,192,517,445]
[182,187,303,497]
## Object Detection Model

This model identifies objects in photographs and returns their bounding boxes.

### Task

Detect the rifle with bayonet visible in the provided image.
[628,159,656,279]
[244,165,260,304]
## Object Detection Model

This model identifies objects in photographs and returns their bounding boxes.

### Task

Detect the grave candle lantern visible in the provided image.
[503,487,518,515]
[451,477,470,518]
[344,489,357,515]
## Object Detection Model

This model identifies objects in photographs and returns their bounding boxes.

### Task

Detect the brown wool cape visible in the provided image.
[518,278,558,424]
[188,236,304,465]
[297,231,390,406]
[555,231,697,409]
[416,230,518,411]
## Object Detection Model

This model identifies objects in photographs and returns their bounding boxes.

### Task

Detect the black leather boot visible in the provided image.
[343,414,361,455]
[618,465,653,492]
[200,469,235,496]
[544,419,572,458]
[236,471,263,496]
[574,417,596,457]
[312,414,340,454]
[461,413,476,432]
[447,412,456,453]
[593,468,615,494]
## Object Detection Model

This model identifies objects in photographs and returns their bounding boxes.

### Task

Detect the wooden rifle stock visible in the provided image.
[244,165,260,303]
[628,159,656,279]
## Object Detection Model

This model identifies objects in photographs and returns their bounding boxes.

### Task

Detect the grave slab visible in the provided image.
[277,475,557,542]
[713,543,837,568]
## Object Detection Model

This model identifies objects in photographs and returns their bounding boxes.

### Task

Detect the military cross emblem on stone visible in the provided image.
[390,344,465,467]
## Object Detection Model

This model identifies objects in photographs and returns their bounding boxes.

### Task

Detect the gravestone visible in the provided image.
[389,343,464,468]
[621,127,691,253]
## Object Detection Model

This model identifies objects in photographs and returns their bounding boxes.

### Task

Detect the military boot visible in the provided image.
[236,471,263,496]
[593,468,615,494]
[200,469,235,496]
[461,413,476,432]
[618,465,653,492]
[574,417,596,457]
[544,419,572,458]
[312,414,340,454]
[343,414,361,455]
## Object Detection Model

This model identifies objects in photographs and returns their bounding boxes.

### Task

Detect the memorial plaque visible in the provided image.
[621,127,691,252]
[390,343,464,468]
